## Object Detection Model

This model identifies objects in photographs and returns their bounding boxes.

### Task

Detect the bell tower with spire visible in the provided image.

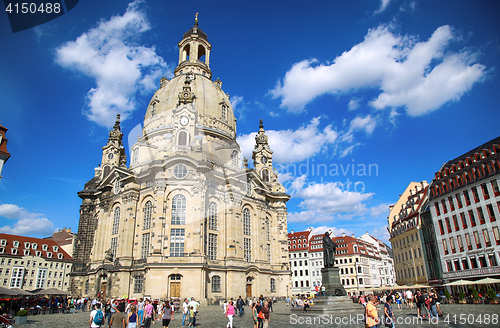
[252,119,275,184]
[100,114,127,172]
[174,13,212,79]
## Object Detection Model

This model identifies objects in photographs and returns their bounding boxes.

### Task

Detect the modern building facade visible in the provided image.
[389,181,429,285]
[0,233,73,291]
[429,137,500,283]
[70,19,291,303]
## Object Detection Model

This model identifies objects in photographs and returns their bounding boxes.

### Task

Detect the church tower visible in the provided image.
[71,16,290,303]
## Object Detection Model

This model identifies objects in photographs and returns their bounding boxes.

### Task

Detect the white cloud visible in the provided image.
[55,0,171,127]
[348,99,359,110]
[311,226,354,237]
[237,117,338,164]
[374,0,391,14]
[370,203,391,218]
[0,204,55,236]
[230,95,246,121]
[371,225,391,244]
[349,115,377,134]
[271,24,486,117]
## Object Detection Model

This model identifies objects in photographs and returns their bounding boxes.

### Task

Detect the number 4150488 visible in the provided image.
[5,2,61,14]
[442,314,498,325]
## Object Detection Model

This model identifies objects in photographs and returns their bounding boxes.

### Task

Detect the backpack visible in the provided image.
[258,310,265,319]
[93,309,104,326]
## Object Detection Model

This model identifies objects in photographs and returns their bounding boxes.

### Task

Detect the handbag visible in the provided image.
[384,316,393,328]
[257,310,264,319]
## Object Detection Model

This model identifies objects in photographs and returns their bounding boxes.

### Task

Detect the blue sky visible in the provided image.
[0,0,499,243]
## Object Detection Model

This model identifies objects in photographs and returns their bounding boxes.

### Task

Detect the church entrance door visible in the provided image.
[170,282,181,298]
[246,284,252,298]
[101,282,107,299]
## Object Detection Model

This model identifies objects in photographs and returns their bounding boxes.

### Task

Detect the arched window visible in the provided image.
[85,280,90,294]
[208,202,217,230]
[270,278,276,293]
[262,168,270,183]
[112,207,120,235]
[143,201,152,230]
[231,151,238,166]
[172,195,186,225]
[178,131,188,146]
[212,275,221,293]
[221,104,227,120]
[243,208,251,236]
[198,45,206,62]
[183,45,190,61]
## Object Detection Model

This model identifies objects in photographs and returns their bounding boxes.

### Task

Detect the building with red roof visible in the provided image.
[288,228,395,295]
[0,233,73,291]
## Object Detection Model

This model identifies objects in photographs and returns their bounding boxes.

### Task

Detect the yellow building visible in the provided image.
[389,181,429,285]
[70,18,291,303]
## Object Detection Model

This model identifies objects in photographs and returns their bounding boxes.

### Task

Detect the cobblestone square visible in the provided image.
[19,302,500,328]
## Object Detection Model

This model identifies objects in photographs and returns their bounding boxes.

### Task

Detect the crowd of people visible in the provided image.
[221,295,274,328]
[355,289,444,327]
[85,296,202,328]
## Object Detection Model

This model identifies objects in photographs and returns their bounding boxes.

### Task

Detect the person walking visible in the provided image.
[359,294,367,307]
[255,300,263,328]
[236,296,244,317]
[143,299,155,328]
[384,295,395,328]
[303,298,310,314]
[127,305,138,328]
[261,301,270,328]
[159,301,174,328]
[110,303,127,328]
[187,306,196,327]
[267,298,273,312]
[89,303,105,328]
[251,303,258,328]
[365,295,380,328]
[137,298,145,326]
[182,299,189,326]
[429,292,439,323]
[188,297,200,327]
[225,300,235,328]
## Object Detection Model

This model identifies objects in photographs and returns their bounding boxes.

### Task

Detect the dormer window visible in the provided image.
[0,248,4,254]
[221,104,227,120]
[24,249,30,256]
[42,244,48,251]
[13,241,19,248]
[24,242,30,249]
[0,240,5,246]
[58,253,63,259]
[47,252,52,258]
[52,246,58,252]
[36,251,41,257]
[11,248,17,255]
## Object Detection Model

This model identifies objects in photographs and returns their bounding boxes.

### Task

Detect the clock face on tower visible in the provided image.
[261,156,268,164]
[108,153,114,160]
[180,116,189,126]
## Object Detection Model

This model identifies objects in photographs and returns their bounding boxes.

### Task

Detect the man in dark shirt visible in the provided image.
[236,296,244,317]
[255,302,263,328]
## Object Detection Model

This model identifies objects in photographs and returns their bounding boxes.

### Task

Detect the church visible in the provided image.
[70,17,291,303]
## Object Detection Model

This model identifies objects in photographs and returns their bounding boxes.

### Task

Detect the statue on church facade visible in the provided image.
[323,232,337,268]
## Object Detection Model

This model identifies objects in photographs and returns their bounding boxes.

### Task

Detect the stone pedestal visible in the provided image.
[290,266,361,314]
[321,267,347,297]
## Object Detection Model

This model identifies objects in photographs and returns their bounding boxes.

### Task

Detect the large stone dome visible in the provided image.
[143,73,236,139]
[142,20,236,140]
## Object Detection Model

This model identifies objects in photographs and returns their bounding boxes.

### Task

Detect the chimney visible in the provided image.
[291,229,294,234]
[342,233,346,237]
[352,234,355,238]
